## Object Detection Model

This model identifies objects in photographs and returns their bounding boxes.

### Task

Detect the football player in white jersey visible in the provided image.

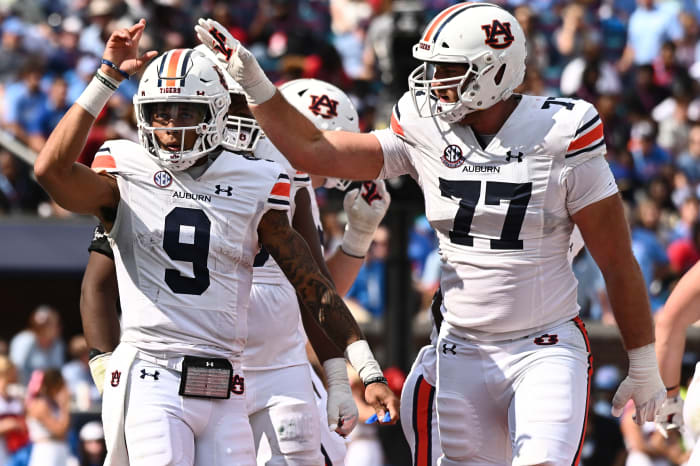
[196,2,667,464]
[655,260,700,463]
[35,20,394,466]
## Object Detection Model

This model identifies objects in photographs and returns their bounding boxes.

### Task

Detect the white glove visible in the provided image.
[342,180,391,258]
[89,352,111,396]
[323,358,359,437]
[611,343,666,424]
[195,18,276,105]
[655,395,683,438]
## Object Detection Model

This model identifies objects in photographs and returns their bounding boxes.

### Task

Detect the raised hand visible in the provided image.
[342,180,391,257]
[101,19,157,81]
[195,18,276,104]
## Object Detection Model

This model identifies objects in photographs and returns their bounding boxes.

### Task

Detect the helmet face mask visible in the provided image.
[280,78,360,191]
[223,91,263,153]
[408,3,527,123]
[134,49,230,171]
[194,43,264,154]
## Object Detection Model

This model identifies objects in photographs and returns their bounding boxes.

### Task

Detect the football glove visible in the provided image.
[342,180,391,258]
[89,352,111,396]
[195,18,276,105]
[611,343,666,424]
[323,358,358,437]
[655,395,683,438]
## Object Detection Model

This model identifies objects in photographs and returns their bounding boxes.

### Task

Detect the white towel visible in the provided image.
[102,343,138,466]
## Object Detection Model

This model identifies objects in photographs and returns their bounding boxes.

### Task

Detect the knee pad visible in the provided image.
[436,391,481,461]
[126,412,192,466]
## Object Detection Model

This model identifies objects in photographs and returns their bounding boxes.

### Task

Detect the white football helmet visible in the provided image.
[134,48,230,171]
[194,44,263,153]
[280,78,359,191]
[408,3,527,123]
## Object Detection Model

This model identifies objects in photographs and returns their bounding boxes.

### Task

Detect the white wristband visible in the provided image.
[245,78,277,106]
[628,343,658,376]
[323,358,350,387]
[344,340,383,384]
[75,70,119,118]
[342,225,374,258]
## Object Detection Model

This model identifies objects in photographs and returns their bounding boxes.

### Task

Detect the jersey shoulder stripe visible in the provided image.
[267,172,291,208]
[90,139,145,174]
[566,114,604,157]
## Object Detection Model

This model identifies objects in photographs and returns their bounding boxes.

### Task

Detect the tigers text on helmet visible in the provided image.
[408,2,527,123]
[134,48,230,171]
[280,78,359,191]
[194,44,263,153]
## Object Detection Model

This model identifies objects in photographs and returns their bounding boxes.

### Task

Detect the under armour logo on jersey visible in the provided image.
[209,27,233,60]
[215,184,233,196]
[308,94,339,119]
[140,369,160,380]
[442,343,457,355]
[205,361,214,367]
[505,151,523,163]
[361,182,382,206]
[110,370,121,387]
[231,374,245,394]
[533,334,558,346]
[481,20,515,49]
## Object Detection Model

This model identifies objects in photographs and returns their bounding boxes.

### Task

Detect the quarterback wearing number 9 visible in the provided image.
[197,3,666,465]
[35,19,392,466]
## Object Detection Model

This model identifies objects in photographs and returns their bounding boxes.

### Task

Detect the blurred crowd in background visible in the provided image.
[1,0,700,464]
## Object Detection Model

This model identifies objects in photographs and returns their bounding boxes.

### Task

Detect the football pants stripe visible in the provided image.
[571,317,592,466]
[412,374,435,466]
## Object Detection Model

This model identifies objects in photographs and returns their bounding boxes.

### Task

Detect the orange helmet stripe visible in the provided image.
[165,49,184,87]
[422,2,474,42]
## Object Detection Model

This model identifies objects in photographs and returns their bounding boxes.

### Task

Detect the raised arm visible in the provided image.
[573,193,665,423]
[258,209,399,423]
[195,18,384,180]
[34,20,155,219]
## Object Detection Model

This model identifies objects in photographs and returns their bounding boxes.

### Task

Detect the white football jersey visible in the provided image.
[243,138,314,370]
[375,93,617,340]
[91,140,290,359]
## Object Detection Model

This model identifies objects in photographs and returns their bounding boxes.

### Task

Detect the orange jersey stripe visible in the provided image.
[165,49,184,87]
[567,123,603,152]
[414,377,433,466]
[390,113,405,137]
[91,154,116,169]
[270,181,291,197]
[422,3,473,42]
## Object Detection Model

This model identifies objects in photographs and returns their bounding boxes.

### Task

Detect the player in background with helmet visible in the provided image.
[655,261,700,464]
[35,20,391,466]
[196,2,665,463]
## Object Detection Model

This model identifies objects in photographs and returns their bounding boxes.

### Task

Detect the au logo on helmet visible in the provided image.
[308,94,339,119]
[481,19,514,49]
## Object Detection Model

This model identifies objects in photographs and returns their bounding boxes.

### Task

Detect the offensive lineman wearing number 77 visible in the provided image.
[196,2,666,465]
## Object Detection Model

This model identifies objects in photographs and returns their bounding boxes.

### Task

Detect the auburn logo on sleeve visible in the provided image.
[308,94,339,119]
[481,20,514,49]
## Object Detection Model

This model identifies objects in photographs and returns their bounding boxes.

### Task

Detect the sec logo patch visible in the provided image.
[153,170,172,188]
[441,145,465,168]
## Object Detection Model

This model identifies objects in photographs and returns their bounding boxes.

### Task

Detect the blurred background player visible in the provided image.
[196,3,666,463]
[655,261,700,463]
